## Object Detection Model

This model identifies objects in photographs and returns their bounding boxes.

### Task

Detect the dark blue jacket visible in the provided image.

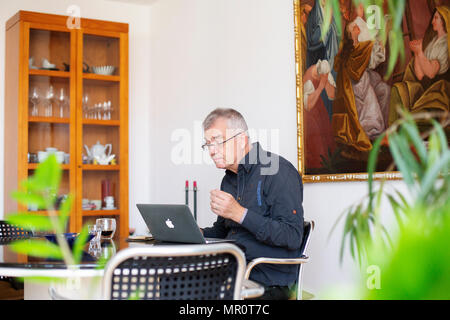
[203,142,304,287]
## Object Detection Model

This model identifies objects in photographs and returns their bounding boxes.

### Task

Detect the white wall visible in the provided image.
[0,0,152,233]
[147,0,409,297]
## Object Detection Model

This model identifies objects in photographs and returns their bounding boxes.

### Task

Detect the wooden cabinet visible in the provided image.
[4,11,129,239]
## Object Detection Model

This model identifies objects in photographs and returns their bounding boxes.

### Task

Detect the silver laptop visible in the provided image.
[136,204,234,244]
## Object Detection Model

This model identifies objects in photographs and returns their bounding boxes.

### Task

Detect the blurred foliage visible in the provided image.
[330,109,449,299]
[365,207,450,299]
[332,111,449,266]
[7,154,88,267]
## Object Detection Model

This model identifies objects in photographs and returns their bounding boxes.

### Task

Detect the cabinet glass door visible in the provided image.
[80,32,121,238]
[26,25,76,231]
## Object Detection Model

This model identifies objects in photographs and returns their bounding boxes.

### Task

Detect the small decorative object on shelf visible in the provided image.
[41,58,57,70]
[29,57,38,69]
[103,196,116,210]
[91,65,115,75]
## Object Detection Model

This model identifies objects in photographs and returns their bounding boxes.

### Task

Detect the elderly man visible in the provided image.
[201,108,304,300]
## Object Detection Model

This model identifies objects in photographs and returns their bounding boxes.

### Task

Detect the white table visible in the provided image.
[0,240,263,300]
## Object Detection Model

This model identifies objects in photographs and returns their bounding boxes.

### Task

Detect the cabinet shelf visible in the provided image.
[26,210,60,216]
[82,209,120,216]
[29,116,70,124]
[82,73,120,82]
[82,119,120,126]
[82,164,120,171]
[28,163,70,170]
[29,69,70,78]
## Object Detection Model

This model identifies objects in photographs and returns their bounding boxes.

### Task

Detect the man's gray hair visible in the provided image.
[202,108,249,132]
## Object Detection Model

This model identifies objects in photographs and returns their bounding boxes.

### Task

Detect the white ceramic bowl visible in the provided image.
[45,147,58,153]
[55,151,65,164]
[92,65,116,76]
[38,151,48,163]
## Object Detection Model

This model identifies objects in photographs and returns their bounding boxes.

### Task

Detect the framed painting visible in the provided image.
[294,0,450,182]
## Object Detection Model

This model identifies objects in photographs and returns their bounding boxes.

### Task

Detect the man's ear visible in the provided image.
[240,134,248,150]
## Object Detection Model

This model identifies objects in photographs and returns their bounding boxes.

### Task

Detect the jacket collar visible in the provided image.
[238,142,264,173]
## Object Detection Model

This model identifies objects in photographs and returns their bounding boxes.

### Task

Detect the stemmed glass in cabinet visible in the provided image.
[45,86,55,117]
[57,88,68,118]
[29,87,40,117]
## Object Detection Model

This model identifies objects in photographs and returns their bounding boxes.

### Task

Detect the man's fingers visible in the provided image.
[210,189,230,200]
[210,200,224,210]
[210,203,222,216]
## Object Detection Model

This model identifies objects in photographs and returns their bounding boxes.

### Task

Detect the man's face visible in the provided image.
[204,118,241,170]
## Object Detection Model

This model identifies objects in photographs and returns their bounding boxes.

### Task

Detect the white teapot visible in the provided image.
[84,141,112,162]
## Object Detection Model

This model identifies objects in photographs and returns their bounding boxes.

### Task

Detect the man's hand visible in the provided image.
[210,190,246,223]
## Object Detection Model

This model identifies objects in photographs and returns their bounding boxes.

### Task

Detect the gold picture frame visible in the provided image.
[293,0,449,183]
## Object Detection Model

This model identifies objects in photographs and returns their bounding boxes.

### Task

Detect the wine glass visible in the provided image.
[92,103,98,120]
[103,102,108,120]
[88,225,101,242]
[29,87,40,117]
[57,88,68,118]
[107,101,112,120]
[97,103,102,120]
[45,86,55,117]
[96,218,116,240]
[82,94,89,119]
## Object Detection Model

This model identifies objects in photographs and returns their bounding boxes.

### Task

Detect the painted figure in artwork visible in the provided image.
[389,6,450,124]
[331,7,391,159]
[300,4,313,75]
[306,0,341,120]
[303,60,336,169]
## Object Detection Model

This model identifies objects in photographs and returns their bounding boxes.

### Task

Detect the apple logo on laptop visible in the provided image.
[165,219,175,229]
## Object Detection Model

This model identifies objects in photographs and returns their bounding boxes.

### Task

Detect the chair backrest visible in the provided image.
[102,243,247,300]
[0,220,32,241]
[294,219,314,299]
[300,220,314,256]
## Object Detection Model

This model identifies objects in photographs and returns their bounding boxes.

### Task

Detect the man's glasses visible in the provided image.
[201,131,245,151]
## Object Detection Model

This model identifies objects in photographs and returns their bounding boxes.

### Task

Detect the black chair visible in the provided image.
[0,220,32,241]
[244,219,315,300]
[100,243,253,300]
[0,220,30,300]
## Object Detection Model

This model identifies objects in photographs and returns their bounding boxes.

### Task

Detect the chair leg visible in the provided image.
[0,281,24,300]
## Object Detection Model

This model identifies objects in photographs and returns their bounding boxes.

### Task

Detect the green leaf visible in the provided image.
[58,194,73,232]
[10,191,47,208]
[427,132,441,169]
[388,133,415,187]
[387,194,404,230]
[32,154,61,196]
[10,239,63,259]
[367,133,385,212]
[6,213,54,231]
[20,277,66,285]
[419,151,450,204]
[395,189,410,210]
[72,225,89,264]
[430,119,448,155]
[331,0,342,37]
[394,127,423,178]
[321,0,333,42]
[401,121,428,165]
